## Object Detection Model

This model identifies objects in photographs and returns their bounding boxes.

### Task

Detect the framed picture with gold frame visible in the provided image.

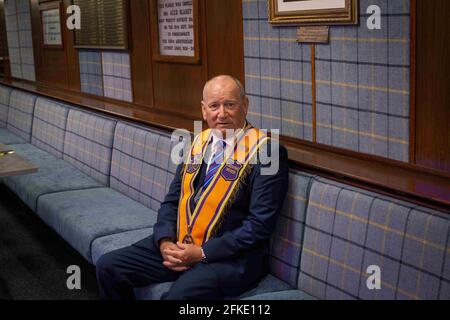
[268,0,359,26]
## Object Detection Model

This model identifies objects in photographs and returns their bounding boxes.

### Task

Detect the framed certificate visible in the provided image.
[40,1,63,49]
[150,0,200,64]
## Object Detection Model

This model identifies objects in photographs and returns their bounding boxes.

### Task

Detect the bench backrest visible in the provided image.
[32,98,70,158]
[111,122,178,211]
[7,90,36,142]
[0,85,11,128]
[63,109,116,185]
[297,177,450,300]
[269,170,314,287]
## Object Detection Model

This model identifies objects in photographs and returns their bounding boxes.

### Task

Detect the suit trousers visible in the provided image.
[96,235,224,300]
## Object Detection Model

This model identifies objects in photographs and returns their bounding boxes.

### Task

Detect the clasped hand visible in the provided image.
[160,241,203,272]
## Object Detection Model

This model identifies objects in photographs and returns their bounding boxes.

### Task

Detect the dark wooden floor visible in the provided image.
[0,184,99,300]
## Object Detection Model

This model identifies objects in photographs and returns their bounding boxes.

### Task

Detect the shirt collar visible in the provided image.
[209,121,248,147]
[210,130,234,148]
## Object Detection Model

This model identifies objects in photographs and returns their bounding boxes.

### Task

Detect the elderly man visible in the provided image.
[96,75,289,300]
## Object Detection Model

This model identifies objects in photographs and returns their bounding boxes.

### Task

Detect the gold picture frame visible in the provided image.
[268,0,359,26]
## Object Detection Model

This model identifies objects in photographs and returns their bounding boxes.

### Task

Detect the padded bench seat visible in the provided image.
[37,188,158,263]
[0,128,27,145]
[132,274,314,300]
[240,289,316,300]
[4,143,103,212]
[91,227,154,265]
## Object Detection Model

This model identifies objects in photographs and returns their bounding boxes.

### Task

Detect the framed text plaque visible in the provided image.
[73,0,129,50]
[150,0,200,64]
[40,1,63,49]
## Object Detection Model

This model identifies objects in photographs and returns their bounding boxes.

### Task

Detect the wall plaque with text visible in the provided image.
[158,0,195,57]
[73,0,128,50]
[297,26,330,44]
[151,0,199,64]
[42,8,62,46]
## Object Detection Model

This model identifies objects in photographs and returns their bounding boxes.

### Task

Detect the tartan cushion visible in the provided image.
[63,109,116,185]
[0,85,11,127]
[298,177,450,300]
[110,122,179,211]
[31,98,70,158]
[7,90,37,142]
[269,170,315,287]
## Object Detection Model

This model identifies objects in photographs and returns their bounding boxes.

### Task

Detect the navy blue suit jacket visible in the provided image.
[153,142,289,294]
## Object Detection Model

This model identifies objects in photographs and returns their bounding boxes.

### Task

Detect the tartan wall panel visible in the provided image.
[243,0,313,141]
[4,0,36,81]
[79,50,104,97]
[243,0,411,162]
[316,0,410,162]
[102,52,133,103]
[78,50,133,103]
[0,85,11,127]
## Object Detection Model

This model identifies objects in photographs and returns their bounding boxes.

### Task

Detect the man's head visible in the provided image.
[201,75,249,136]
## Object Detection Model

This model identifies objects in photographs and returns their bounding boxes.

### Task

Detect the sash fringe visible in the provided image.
[209,153,257,238]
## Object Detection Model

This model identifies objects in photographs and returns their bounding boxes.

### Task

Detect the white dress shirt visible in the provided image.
[205,131,235,172]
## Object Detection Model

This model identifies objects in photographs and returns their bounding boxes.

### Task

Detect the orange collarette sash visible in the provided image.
[177,125,269,245]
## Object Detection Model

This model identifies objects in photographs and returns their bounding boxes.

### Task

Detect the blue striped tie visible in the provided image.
[203,140,226,190]
[193,141,226,204]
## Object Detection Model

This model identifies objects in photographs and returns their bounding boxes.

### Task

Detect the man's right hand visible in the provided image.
[159,239,190,272]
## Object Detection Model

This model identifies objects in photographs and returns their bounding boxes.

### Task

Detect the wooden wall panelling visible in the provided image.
[205,0,244,83]
[0,0,10,77]
[31,0,69,88]
[415,0,450,173]
[129,0,154,107]
[30,0,43,83]
[150,0,208,121]
[63,0,80,91]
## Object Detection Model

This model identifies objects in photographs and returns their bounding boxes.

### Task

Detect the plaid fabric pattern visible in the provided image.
[270,170,315,287]
[6,90,36,142]
[31,98,69,158]
[243,0,410,162]
[63,110,116,186]
[442,235,450,300]
[316,0,410,162]
[0,85,11,127]
[242,0,313,141]
[102,52,133,102]
[298,177,450,300]
[4,0,35,81]
[79,50,104,96]
[111,122,178,211]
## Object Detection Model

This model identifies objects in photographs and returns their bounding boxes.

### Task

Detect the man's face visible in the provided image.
[201,78,249,136]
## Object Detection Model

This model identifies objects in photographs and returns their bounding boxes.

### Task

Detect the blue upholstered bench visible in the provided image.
[0,84,448,300]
